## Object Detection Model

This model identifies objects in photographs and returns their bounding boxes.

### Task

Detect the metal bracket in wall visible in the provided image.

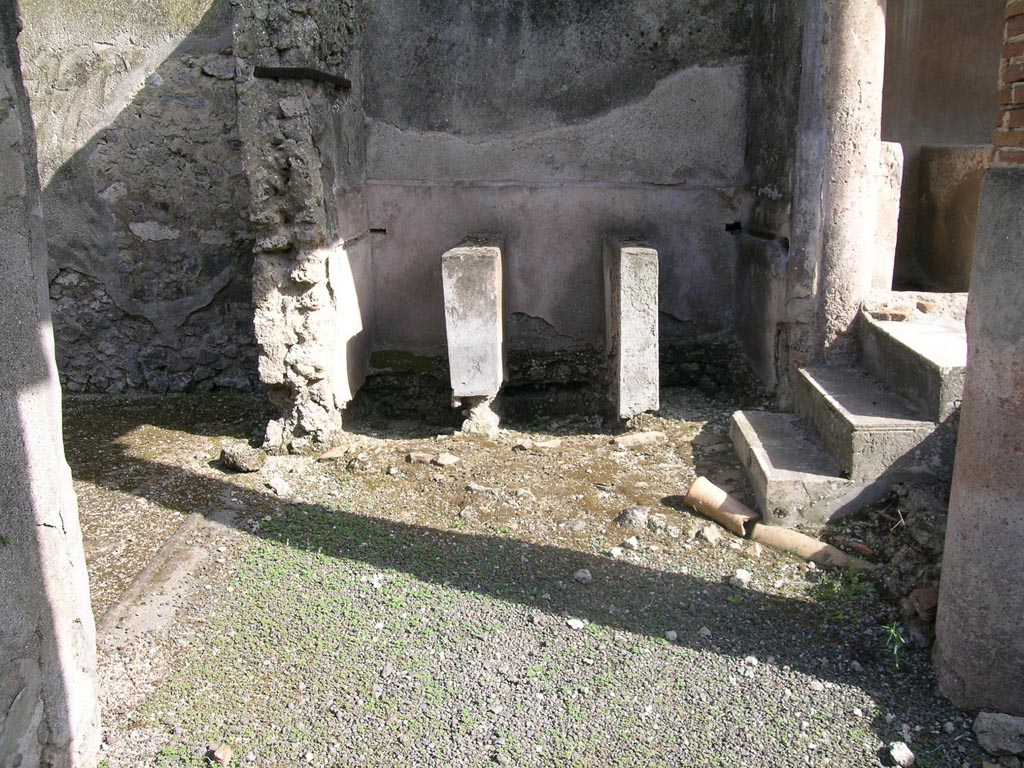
[253,66,351,91]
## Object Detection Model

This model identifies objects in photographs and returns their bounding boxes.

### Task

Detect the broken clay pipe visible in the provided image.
[683,476,874,569]
[683,476,760,537]
[748,523,875,570]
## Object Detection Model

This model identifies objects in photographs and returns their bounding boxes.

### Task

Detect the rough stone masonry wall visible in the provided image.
[234,0,369,449]
[997,0,1024,165]
[19,0,258,393]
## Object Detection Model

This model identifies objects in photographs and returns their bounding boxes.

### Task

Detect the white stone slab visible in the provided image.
[442,236,505,399]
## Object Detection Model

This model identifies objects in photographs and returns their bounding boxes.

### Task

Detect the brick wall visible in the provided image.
[997,0,1024,164]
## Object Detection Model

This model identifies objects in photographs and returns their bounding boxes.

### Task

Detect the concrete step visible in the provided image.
[731,410,854,525]
[731,409,943,525]
[859,311,966,422]
[795,365,942,482]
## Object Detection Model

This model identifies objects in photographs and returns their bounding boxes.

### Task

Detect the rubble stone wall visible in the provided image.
[19,0,259,393]
[234,0,369,448]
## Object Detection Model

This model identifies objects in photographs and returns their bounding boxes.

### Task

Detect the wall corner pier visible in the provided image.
[0,2,101,764]
[933,167,1024,716]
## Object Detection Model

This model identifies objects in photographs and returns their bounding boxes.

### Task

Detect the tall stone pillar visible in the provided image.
[788,0,888,375]
[933,168,1024,716]
[0,2,101,765]
[817,0,888,362]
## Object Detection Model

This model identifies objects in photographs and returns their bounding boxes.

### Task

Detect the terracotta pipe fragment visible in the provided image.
[749,523,875,570]
[681,477,874,569]
[683,476,760,537]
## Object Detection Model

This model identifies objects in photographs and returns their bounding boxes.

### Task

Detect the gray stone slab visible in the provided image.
[731,410,853,525]
[795,365,937,481]
[860,312,966,421]
[604,238,659,419]
[441,236,505,399]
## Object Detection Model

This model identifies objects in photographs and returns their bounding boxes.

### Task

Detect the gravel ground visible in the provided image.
[65,390,988,768]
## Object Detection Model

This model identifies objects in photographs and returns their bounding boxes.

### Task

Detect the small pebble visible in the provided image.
[622,536,640,551]
[665,630,678,642]
[573,569,592,584]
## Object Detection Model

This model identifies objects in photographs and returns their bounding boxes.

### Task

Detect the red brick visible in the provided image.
[1000,84,1024,106]
[1007,0,1024,19]
[1003,61,1024,84]
[1005,40,1024,59]
[994,128,1024,147]
[1008,14,1024,40]
[1007,108,1024,129]
[995,147,1024,165]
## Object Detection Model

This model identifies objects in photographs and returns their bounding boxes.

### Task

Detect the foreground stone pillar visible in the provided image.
[816,0,887,362]
[934,168,1024,715]
[603,238,659,420]
[0,3,101,764]
[442,237,505,436]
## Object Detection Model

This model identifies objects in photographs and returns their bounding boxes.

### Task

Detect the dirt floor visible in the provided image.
[65,389,988,768]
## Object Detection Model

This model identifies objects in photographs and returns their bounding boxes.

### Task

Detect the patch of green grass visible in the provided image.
[154,744,203,767]
[810,569,873,602]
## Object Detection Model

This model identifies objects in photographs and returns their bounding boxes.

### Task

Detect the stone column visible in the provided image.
[0,3,101,765]
[933,171,1024,715]
[816,0,888,362]
[788,0,888,375]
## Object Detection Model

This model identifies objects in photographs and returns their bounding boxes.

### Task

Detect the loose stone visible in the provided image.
[220,443,265,473]
[889,741,915,767]
[974,712,1024,756]
[730,568,753,588]
[573,569,592,584]
[614,506,650,529]
[611,431,667,448]
[211,744,233,767]
[699,525,723,545]
[267,477,291,496]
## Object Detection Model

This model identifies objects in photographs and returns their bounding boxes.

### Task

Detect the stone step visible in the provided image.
[795,365,941,482]
[859,311,966,422]
[731,410,853,525]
